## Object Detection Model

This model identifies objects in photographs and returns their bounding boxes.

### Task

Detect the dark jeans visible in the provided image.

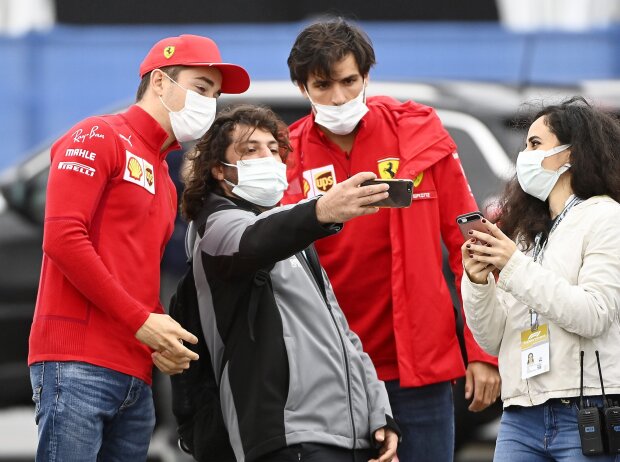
[255,443,378,462]
[385,380,455,462]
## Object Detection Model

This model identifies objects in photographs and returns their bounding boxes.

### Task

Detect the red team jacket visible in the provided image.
[28,106,180,384]
[283,96,497,387]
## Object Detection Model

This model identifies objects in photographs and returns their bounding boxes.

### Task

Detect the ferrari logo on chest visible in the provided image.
[377,158,399,179]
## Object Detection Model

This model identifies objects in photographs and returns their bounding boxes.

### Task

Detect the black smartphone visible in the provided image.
[456,211,487,242]
[361,179,414,208]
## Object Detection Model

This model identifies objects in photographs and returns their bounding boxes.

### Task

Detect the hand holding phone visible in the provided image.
[360,179,413,208]
[456,211,489,243]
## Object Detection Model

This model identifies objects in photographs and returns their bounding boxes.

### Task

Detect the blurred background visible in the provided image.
[1,1,620,460]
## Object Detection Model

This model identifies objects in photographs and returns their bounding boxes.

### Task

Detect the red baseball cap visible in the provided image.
[139,34,250,94]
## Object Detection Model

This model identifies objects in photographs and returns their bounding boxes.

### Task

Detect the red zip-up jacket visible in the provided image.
[28,105,180,384]
[283,96,497,387]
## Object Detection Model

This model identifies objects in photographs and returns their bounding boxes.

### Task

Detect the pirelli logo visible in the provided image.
[58,161,96,177]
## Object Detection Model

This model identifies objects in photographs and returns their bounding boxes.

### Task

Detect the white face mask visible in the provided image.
[306,82,369,135]
[516,144,572,201]
[159,73,217,143]
[222,157,288,207]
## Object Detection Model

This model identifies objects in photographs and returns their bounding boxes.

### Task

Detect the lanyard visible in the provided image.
[532,195,583,263]
[529,195,583,331]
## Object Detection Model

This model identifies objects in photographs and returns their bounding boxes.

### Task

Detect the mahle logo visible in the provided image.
[315,171,334,192]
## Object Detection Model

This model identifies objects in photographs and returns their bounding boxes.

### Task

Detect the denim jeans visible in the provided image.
[30,361,156,462]
[494,397,620,462]
[385,380,454,462]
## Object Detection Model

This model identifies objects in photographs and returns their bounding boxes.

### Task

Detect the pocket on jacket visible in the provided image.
[283,337,302,411]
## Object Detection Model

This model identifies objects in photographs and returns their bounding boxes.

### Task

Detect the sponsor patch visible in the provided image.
[411,191,437,200]
[302,165,336,198]
[65,148,96,161]
[164,46,175,59]
[119,134,133,146]
[413,172,424,188]
[71,126,105,143]
[123,151,155,194]
[411,170,437,200]
[377,157,399,179]
[58,161,96,177]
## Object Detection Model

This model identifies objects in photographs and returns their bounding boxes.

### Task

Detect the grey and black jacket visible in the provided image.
[190,193,395,462]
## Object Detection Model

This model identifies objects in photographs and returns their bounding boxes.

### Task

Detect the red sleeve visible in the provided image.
[432,152,498,366]
[282,119,308,205]
[43,118,150,333]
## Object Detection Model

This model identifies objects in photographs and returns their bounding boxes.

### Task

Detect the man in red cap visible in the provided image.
[27,34,250,461]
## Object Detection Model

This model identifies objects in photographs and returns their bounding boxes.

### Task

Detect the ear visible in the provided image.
[562,148,572,164]
[150,69,166,97]
[363,73,370,86]
[211,163,225,181]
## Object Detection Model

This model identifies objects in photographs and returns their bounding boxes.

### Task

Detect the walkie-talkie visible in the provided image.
[595,350,620,454]
[578,351,605,455]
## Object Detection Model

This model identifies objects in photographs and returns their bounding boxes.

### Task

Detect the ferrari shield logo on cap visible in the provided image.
[163,46,175,59]
[377,158,399,179]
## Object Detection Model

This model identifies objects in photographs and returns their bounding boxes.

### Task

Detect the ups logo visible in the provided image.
[315,171,334,192]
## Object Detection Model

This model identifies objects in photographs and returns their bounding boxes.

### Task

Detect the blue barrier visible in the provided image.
[1,21,619,170]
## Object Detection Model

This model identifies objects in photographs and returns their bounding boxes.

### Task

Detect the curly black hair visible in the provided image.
[497,96,620,249]
[181,104,291,221]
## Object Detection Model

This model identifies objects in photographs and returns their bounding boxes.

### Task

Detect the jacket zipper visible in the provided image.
[325,297,357,451]
[298,253,357,450]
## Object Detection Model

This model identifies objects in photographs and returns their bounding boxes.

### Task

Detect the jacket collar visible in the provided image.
[203,192,264,217]
[120,105,181,158]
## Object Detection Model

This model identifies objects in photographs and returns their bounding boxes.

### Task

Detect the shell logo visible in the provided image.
[303,178,310,197]
[127,156,143,181]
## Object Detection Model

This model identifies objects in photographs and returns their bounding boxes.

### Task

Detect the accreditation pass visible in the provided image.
[521,324,550,380]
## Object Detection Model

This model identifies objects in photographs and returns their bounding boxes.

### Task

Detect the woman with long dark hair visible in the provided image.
[460,97,620,461]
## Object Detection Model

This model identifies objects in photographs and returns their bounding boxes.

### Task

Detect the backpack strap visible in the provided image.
[302,245,327,303]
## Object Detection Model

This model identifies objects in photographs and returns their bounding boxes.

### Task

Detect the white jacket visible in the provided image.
[462,196,620,407]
